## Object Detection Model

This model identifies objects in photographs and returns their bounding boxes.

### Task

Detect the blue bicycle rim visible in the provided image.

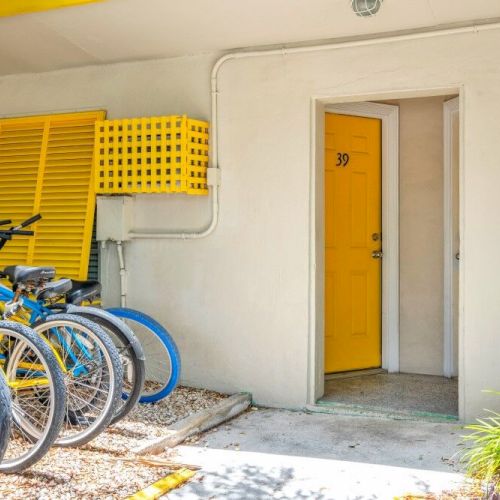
[106,308,181,404]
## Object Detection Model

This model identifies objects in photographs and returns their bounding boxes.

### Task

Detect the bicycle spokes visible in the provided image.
[35,318,119,445]
[0,327,60,469]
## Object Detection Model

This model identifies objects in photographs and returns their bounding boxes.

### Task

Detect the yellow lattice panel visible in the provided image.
[0,111,105,279]
[95,115,209,195]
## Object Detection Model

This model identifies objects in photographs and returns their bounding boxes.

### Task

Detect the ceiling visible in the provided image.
[1,0,500,76]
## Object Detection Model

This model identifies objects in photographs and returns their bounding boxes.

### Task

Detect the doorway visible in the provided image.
[319,95,460,418]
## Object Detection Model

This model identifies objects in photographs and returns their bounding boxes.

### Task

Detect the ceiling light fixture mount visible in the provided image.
[351,0,383,17]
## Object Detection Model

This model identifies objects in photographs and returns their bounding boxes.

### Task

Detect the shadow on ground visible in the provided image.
[167,409,465,499]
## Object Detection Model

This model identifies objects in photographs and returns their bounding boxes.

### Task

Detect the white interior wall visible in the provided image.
[1,28,500,418]
[390,96,448,376]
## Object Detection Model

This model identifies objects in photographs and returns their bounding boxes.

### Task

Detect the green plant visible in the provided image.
[461,391,500,492]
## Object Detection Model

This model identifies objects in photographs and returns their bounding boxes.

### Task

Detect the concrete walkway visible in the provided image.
[167,408,467,499]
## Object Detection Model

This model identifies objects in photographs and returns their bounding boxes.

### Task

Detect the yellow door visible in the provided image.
[324,113,382,373]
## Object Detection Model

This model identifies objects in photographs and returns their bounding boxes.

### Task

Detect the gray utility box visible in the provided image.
[96,195,134,242]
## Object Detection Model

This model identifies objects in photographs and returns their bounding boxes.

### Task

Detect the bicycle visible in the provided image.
[1,213,179,407]
[0,215,145,424]
[0,218,123,446]
[60,303,145,424]
[106,307,181,403]
[0,320,66,473]
[58,276,180,404]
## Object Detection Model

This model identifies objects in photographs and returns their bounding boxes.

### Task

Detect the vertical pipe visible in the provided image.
[116,240,127,307]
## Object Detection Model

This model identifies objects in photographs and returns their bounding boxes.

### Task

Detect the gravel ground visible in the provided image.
[0,386,227,500]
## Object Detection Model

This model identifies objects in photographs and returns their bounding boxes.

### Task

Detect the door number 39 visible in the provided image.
[336,152,350,167]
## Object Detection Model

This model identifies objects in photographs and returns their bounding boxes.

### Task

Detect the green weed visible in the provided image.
[461,391,500,493]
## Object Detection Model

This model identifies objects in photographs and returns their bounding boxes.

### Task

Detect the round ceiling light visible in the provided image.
[351,0,383,17]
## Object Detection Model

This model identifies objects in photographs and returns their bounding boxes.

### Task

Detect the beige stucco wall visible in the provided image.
[1,27,500,419]
[397,96,447,376]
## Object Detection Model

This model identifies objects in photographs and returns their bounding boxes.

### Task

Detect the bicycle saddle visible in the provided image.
[37,278,72,301]
[66,279,101,305]
[2,265,56,285]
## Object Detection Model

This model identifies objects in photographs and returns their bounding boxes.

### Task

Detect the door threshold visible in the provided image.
[306,402,459,423]
[325,368,386,381]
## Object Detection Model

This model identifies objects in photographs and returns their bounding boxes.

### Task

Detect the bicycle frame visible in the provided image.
[0,283,49,324]
[0,283,92,377]
[0,214,113,389]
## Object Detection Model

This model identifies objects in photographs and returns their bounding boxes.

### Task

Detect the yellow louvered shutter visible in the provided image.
[0,111,106,279]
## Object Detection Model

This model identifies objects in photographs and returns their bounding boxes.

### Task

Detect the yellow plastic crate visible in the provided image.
[94,115,209,195]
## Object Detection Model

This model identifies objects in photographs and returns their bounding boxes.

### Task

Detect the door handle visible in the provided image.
[372,250,383,259]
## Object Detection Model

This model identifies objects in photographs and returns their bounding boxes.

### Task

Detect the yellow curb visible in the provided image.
[127,468,196,500]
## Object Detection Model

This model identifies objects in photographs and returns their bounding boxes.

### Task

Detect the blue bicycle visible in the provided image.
[0,277,146,424]
[106,307,181,403]
[0,216,123,446]
[0,214,180,405]
[61,279,181,403]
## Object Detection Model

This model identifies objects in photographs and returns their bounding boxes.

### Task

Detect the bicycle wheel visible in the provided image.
[107,308,181,403]
[33,314,123,447]
[65,306,145,425]
[0,321,66,473]
[0,371,11,462]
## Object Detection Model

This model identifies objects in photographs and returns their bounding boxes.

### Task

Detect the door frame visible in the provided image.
[443,96,460,378]
[323,102,400,373]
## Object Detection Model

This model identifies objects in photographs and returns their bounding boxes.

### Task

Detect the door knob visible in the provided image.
[372,250,383,259]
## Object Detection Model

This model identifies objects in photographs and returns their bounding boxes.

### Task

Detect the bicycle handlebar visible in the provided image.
[1,230,34,236]
[0,214,40,252]
[16,214,42,229]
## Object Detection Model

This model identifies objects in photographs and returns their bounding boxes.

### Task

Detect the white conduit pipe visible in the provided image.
[116,240,127,307]
[128,20,500,240]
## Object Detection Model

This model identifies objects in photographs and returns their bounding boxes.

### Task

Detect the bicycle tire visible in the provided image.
[66,307,145,425]
[107,308,181,403]
[0,321,66,473]
[0,371,11,463]
[33,314,123,447]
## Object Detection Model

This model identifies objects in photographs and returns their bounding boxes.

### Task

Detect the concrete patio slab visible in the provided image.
[166,408,467,499]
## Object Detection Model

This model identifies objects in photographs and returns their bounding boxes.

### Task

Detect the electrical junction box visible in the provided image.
[96,195,134,241]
